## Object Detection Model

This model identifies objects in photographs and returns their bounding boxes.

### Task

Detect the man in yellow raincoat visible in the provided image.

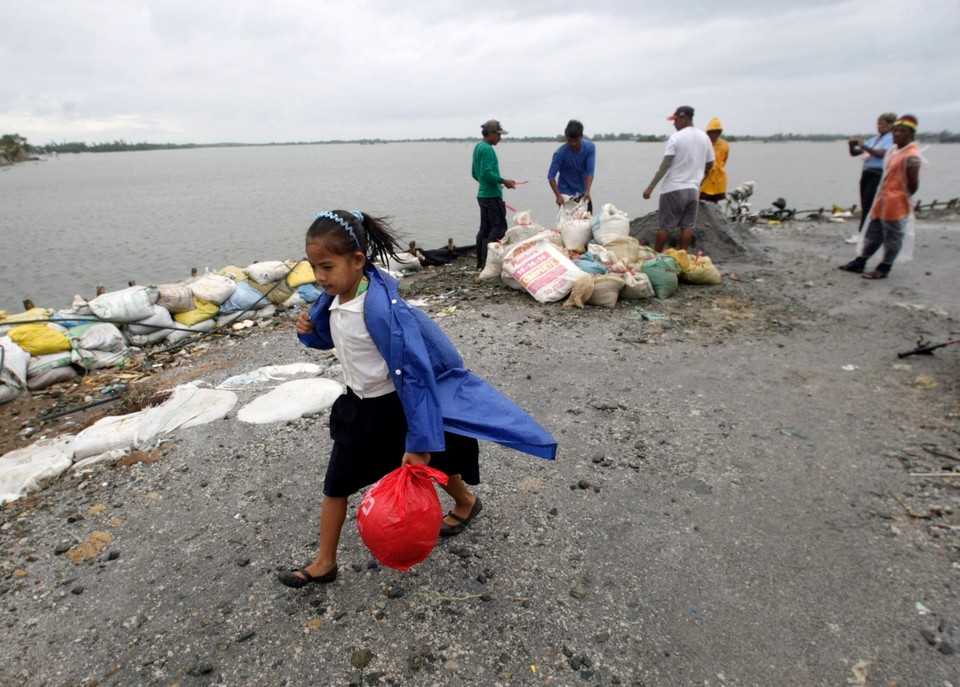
[700,117,729,202]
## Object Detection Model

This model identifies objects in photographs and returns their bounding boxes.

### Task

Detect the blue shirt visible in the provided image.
[548,140,596,196]
[863,131,894,172]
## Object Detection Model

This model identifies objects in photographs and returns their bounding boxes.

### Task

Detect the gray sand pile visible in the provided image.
[629,201,761,261]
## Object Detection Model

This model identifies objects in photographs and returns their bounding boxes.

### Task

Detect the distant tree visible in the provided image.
[0,133,29,160]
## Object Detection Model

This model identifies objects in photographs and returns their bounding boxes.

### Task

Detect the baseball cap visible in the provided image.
[667,106,694,121]
[481,119,509,135]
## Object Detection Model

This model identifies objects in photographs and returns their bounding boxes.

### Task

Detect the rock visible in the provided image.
[351,648,374,669]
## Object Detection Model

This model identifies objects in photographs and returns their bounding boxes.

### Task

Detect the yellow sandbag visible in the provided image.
[217,265,249,282]
[665,249,722,285]
[286,260,316,288]
[586,274,625,308]
[8,324,72,355]
[173,298,219,326]
[0,306,54,323]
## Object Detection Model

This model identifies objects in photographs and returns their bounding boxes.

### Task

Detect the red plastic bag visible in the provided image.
[357,464,450,571]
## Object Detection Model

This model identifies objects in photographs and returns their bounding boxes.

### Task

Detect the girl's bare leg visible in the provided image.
[299,495,346,578]
[439,475,477,526]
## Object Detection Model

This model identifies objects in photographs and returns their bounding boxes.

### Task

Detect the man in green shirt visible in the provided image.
[472,119,516,269]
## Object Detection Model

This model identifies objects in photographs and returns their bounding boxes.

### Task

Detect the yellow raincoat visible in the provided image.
[701,117,729,196]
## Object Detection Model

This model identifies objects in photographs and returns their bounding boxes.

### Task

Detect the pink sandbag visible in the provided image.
[357,464,449,571]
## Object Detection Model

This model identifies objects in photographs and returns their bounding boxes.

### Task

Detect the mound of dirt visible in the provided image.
[629,201,761,262]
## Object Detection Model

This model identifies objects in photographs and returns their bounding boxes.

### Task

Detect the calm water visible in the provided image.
[2,141,958,312]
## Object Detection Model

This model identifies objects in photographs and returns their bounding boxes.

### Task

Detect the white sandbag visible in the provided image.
[28,351,74,377]
[69,323,127,353]
[163,318,217,344]
[88,286,159,323]
[478,242,506,281]
[559,217,593,250]
[244,261,289,285]
[503,223,545,246]
[0,436,75,505]
[73,383,238,460]
[71,348,131,370]
[218,363,323,389]
[586,274,626,308]
[27,365,79,391]
[0,336,30,404]
[125,304,177,337]
[283,292,307,309]
[619,272,655,299]
[216,304,275,328]
[72,448,130,472]
[592,203,630,245]
[501,237,588,303]
[386,252,421,272]
[155,283,194,313]
[189,273,237,304]
[237,378,343,424]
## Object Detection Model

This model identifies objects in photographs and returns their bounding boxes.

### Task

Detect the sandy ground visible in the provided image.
[1,210,959,687]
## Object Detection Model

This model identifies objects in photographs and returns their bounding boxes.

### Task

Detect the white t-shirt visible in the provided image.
[328,291,395,398]
[661,126,715,194]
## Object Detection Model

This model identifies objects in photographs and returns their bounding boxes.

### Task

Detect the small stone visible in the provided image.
[351,648,374,669]
[595,631,610,643]
[920,629,938,646]
[236,630,255,643]
[577,479,591,490]
[235,557,250,567]
[562,646,574,658]
[107,550,120,561]
[476,574,487,584]
[549,507,558,516]
[54,542,72,555]
[939,642,955,655]
[569,656,582,670]
[386,587,404,599]
[71,586,84,595]
[570,587,587,599]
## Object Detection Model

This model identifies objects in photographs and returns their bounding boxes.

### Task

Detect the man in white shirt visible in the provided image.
[643,105,715,252]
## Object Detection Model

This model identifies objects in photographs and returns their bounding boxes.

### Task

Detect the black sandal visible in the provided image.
[277,564,338,588]
[440,497,482,537]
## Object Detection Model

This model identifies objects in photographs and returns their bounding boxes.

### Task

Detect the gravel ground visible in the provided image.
[1,213,959,687]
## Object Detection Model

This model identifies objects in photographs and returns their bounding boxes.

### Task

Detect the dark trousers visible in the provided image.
[476,197,508,269]
[858,217,905,274]
[858,170,882,230]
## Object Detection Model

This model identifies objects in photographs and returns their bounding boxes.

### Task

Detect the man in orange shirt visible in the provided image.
[838,115,922,280]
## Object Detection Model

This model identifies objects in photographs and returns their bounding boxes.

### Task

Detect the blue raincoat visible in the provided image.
[299,263,557,460]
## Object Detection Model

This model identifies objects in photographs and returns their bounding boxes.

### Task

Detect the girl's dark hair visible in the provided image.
[306,210,403,266]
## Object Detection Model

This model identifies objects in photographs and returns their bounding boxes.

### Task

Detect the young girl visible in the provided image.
[279,210,557,588]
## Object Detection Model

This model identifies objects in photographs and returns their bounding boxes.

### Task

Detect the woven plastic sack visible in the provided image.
[0,336,29,404]
[216,265,249,282]
[155,284,194,313]
[357,464,450,572]
[220,281,267,314]
[665,249,722,285]
[27,365,78,391]
[173,298,219,327]
[640,256,680,299]
[286,260,316,288]
[89,286,159,323]
[619,272,655,299]
[189,273,237,304]
[591,203,630,245]
[501,236,587,303]
[1,307,55,325]
[124,304,176,337]
[9,324,71,355]
[27,351,74,377]
[244,261,289,285]
[478,242,506,281]
[587,274,625,308]
[601,236,645,267]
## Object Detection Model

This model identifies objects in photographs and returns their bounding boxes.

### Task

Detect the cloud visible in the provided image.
[1,0,957,143]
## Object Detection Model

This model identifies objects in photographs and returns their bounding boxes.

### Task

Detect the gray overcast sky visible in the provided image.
[2,0,958,144]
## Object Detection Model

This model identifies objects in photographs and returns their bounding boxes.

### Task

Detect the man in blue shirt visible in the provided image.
[846,112,897,243]
[548,120,596,213]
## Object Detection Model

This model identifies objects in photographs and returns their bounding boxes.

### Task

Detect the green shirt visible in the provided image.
[472,140,503,199]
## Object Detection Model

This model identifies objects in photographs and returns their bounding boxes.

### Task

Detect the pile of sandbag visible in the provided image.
[479,204,723,309]
[0,259,323,402]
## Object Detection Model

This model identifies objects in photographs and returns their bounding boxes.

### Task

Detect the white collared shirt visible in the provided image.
[328,291,395,398]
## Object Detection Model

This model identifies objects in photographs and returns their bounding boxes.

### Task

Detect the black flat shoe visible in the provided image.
[440,497,482,537]
[838,262,864,273]
[277,564,338,588]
